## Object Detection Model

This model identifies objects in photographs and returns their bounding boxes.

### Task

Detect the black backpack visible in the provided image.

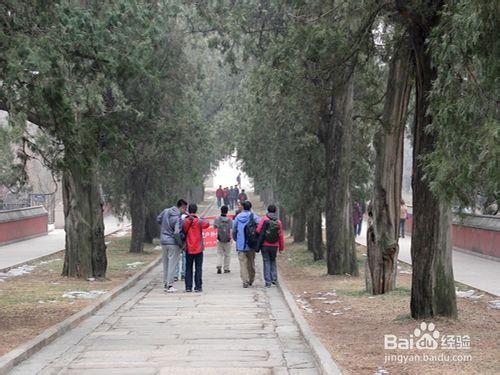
[264,218,279,243]
[244,213,259,250]
[217,218,231,243]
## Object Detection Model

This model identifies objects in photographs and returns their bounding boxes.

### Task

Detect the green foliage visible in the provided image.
[427,0,499,207]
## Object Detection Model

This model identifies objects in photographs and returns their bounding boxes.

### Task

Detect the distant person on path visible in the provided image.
[256,204,284,288]
[400,200,408,238]
[228,186,236,210]
[214,205,233,274]
[236,173,241,188]
[234,201,243,219]
[157,199,187,292]
[216,185,224,208]
[223,187,230,206]
[183,203,209,292]
[238,189,248,202]
[233,200,260,288]
[353,201,363,237]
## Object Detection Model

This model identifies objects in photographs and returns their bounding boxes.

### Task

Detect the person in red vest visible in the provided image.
[238,189,248,202]
[216,185,223,208]
[223,187,230,206]
[183,203,210,292]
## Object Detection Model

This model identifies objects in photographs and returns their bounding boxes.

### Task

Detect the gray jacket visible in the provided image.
[157,206,182,247]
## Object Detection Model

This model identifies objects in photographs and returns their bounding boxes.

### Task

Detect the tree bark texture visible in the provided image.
[324,76,358,276]
[62,152,107,278]
[397,0,457,318]
[129,168,147,253]
[367,40,412,294]
[306,209,324,261]
[292,212,306,242]
[144,211,159,243]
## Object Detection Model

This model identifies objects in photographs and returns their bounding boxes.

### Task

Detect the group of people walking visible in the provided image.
[216,185,247,210]
[157,193,285,294]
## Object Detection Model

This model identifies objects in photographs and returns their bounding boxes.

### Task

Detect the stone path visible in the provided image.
[11,201,320,374]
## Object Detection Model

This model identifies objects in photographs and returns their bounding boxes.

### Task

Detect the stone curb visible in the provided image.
[0,253,162,375]
[278,276,343,375]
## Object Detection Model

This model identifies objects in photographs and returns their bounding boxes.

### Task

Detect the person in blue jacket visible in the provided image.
[232,200,260,288]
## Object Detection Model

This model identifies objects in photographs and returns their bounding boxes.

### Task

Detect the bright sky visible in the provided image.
[209,157,252,191]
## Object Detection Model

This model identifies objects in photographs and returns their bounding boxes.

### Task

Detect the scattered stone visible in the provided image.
[323,291,337,297]
[322,300,340,305]
[38,300,45,304]
[126,261,145,269]
[487,300,500,309]
[311,297,327,300]
[374,368,389,374]
[87,277,96,282]
[456,289,483,299]
[6,265,35,277]
[39,259,61,265]
[62,290,107,299]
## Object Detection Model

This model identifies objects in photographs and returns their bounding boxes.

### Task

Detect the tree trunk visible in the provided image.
[292,212,306,242]
[407,15,456,319]
[62,152,107,278]
[367,40,412,294]
[279,206,290,231]
[144,211,159,243]
[324,76,358,276]
[129,168,147,253]
[306,209,324,261]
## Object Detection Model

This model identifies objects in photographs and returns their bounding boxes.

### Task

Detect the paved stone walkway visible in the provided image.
[11,202,320,374]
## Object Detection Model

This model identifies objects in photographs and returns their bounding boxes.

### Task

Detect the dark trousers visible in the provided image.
[261,246,278,286]
[399,219,406,237]
[185,252,203,291]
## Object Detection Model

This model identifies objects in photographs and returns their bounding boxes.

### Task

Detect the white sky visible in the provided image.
[208,157,252,191]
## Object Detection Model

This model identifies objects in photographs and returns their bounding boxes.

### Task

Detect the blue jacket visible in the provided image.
[232,210,260,251]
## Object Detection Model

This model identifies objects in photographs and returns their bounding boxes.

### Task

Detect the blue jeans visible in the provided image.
[355,222,362,236]
[175,251,186,277]
[399,219,406,237]
[185,252,203,291]
[261,246,278,286]
[217,198,221,208]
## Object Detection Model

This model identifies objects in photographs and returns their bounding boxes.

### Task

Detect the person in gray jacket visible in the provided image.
[157,199,188,292]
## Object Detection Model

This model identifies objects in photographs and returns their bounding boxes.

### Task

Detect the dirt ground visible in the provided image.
[278,239,500,375]
[0,233,160,356]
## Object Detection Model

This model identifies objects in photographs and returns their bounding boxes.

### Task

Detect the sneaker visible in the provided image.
[248,281,253,286]
[224,270,230,273]
[217,268,222,274]
[265,283,272,288]
[272,281,278,286]
[174,276,179,282]
[181,275,185,280]
[166,286,177,293]
[185,289,192,293]
[243,282,249,288]
[194,288,203,293]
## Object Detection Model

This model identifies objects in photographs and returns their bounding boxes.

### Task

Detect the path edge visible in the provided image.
[0,254,161,375]
[278,277,343,375]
